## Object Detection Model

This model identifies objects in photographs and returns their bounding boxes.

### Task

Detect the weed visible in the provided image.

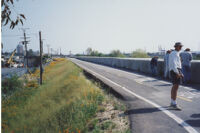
[113,102,126,111]
[101,121,116,130]
[124,129,131,133]
[98,105,105,112]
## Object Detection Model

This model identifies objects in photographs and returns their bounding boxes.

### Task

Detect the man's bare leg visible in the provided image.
[170,84,181,110]
[171,84,179,101]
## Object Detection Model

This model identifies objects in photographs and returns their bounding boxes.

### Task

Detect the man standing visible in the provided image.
[180,48,193,84]
[150,56,159,76]
[169,42,183,110]
[164,50,171,79]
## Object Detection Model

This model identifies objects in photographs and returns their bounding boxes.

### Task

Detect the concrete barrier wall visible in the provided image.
[76,57,200,84]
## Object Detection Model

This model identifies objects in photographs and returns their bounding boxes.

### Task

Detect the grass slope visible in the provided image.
[2,59,104,133]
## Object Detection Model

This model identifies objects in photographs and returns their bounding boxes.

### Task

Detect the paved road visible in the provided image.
[70,58,200,133]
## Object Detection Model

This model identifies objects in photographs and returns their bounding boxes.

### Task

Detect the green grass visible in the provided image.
[101,121,116,130]
[2,59,104,133]
[86,119,116,133]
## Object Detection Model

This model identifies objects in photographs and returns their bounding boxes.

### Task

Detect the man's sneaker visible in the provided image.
[169,104,182,111]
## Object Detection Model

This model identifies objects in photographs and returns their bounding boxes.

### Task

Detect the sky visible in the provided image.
[2,0,200,54]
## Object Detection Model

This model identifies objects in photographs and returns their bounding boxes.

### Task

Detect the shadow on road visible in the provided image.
[155,84,172,87]
[191,114,200,118]
[184,114,200,127]
[124,107,162,115]
[143,79,159,82]
[185,119,200,127]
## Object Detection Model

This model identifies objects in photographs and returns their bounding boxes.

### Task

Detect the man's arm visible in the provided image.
[189,53,193,61]
[180,53,183,62]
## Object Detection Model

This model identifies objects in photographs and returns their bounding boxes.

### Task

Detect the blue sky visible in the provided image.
[2,0,200,54]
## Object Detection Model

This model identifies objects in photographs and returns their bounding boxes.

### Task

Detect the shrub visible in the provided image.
[2,74,24,94]
[131,49,150,58]
[109,50,125,57]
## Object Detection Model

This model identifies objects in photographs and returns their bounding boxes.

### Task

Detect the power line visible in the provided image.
[2,33,38,37]
[2,34,22,37]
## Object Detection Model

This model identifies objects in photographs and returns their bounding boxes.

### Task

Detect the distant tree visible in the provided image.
[75,54,82,56]
[1,0,26,29]
[109,50,125,57]
[91,50,99,56]
[98,52,104,57]
[86,47,92,55]
[131,49,149,58]
[85,48,104,57]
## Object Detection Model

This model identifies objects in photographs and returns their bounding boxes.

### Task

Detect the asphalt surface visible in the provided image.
[70,58,200,133]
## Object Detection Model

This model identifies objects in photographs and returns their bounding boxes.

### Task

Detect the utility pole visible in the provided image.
[24,32,28,67]
[60,47,61,56]
[20,28,30,68]
[39,31,43,85]
[51,48,53,57]
[1,43,3,54]
[69,51,71,57]
[47,44,50,57]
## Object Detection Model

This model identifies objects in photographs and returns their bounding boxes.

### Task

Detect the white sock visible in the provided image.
[171,99,177,105]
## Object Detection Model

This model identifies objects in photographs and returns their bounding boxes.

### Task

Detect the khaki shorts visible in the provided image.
[170,70,182,85]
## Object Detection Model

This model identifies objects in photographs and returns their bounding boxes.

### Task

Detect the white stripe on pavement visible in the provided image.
[73,60,199,133]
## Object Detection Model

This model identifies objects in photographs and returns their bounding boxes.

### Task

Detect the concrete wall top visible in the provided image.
[77,56,200,63]
[76,56,200,84]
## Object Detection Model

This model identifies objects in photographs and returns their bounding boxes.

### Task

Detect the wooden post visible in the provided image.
[39,31,43,85]
[24,32,28,68]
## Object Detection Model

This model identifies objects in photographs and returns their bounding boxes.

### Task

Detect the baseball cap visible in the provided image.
[174,42,183,47]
